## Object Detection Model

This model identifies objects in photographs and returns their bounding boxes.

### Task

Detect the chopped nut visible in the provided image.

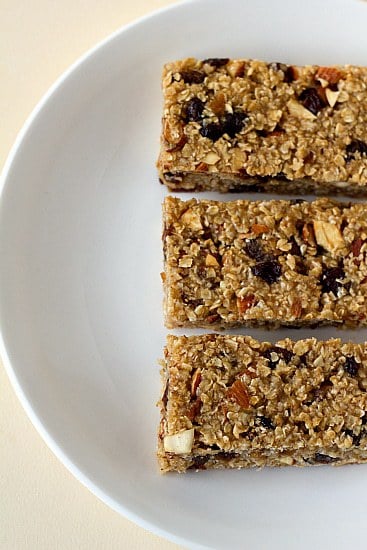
[226,60,245,78]
[205,253,220,267]
[179,256,193,268]
[180,208,202,231]
[291,299,302,318]
[209,93,226,115]
[287,98,316,120]
[315,67,343,85]
[203,151,221,165]
[325,88,340,107]
[163,119,186,151]
[163,428,195,454]
[251,224,269,235]
[313,221,344,253]
[227,380,250,409]
[302,223,316,246]
[191,369,201,397]
[237,294,256,314]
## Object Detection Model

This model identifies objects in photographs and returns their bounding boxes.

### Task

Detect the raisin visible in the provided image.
[228,184,265,193]
[344,429,361,446]
[189,455,209,470]
[216,452,237,460]
[346,139,367,162]
[258,416,275,429]
[299,87,326,115]
[289,236,301,256]
[295,258,308,276]
[252,259,281,284]
[199,121,223,141]
[222,111,248,138]
[343,356,359,376]
[313,453,338,464]
[245,239,266,261]
[290,198,306,205]
[202,57,229,67]
[180,69,206,84]
[185,97,205,122]
[320,266,345,295]
[284,66,297,83]
[262,346,294,368]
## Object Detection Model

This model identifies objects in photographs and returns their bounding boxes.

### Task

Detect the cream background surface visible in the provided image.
[1,2,181,548]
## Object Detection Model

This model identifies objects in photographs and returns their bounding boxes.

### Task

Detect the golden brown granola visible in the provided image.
[157,58,367,195]
[158,335,367,473]
[163,196,367,329]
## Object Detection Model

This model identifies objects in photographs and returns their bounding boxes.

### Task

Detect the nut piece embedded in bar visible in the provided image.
[162,196,367,329]
[158,58,367,196]
[158,335,367,473]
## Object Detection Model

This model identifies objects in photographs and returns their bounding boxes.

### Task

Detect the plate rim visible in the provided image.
[0,1,207,548]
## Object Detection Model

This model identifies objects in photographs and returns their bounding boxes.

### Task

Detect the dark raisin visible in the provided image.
[222,111,247,138]
[320,266,345,295]
[290,198,306,205]
[228,184,265,193]
[199,121,223,141]
[180,69,206,84]
[362,414,367,425]
[346,139,367,162]
[262,346,294,368]
[202,57,229,67]
[343,356,359,376]
[258,416,275,429]
[185,97,205,122]
[289,236,301,256]
[256,129,268,137]
[245,239,266,261]
[284,66,297,83]
[197,442,221,451]
[216,452,237,460]
[252,259,281,284]
[344,429,361,446]
[299,87,326,115]
[295,258,308,276]
[313,453,338,464]
[189,456,209,470]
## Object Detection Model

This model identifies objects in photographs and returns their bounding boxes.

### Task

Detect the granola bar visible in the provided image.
[162,196,367,329]
[157,58,367,196]
[158,335,367,473]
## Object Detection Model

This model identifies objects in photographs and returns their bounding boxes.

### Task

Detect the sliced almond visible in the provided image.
[287,98,316,120]
[313,221,344,253]
[203,151,221,165]
[195,162,209,172]
[205,253,220,267]
[226,380,250,409]
[190,369,202,397]
[163,428,194,454]
[180,208,202,231]
[291,299,302,318]
[163,119,186,151]
[237,294,256,314]
[325,88,340,107]
[302,223,316,246]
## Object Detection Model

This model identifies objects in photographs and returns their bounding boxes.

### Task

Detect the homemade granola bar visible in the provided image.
[158,335,367,473]
[158,58,367,195]
[162,196,367,328]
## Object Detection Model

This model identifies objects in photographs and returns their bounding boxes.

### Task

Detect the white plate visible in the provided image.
[1,0,367,548]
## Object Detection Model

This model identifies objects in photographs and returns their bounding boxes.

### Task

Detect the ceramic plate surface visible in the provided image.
[1,0,367,548]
